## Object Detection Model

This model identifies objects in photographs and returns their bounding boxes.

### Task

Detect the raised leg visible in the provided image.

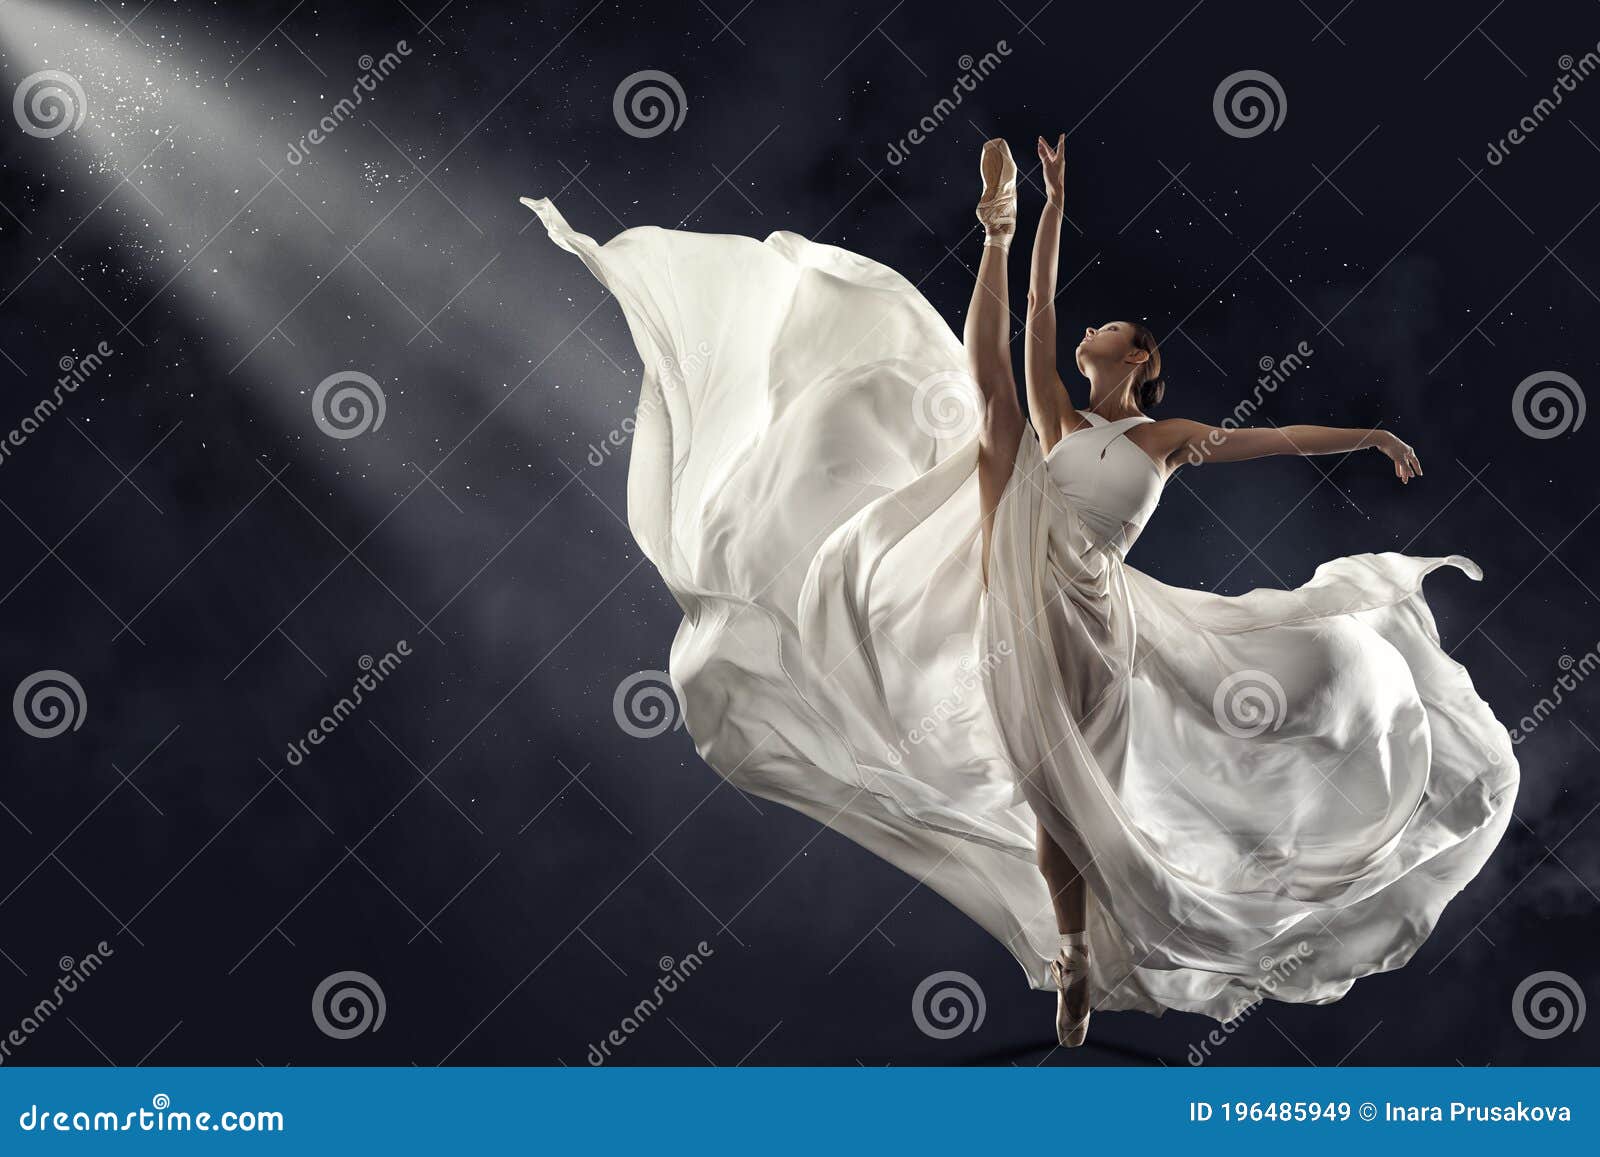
[965,142,1024,582]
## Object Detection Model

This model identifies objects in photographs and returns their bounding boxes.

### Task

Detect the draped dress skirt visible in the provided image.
[525,197,1520,1021]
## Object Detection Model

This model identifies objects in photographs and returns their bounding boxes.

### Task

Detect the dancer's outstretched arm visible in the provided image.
[1024,134,1080,454]
[1165,421,1423,483]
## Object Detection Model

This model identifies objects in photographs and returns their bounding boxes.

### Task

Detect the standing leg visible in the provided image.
[1037,818,1086,933]
[1038,816,1092,1047]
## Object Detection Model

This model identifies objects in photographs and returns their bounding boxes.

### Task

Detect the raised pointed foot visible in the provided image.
[976,139,1018,250]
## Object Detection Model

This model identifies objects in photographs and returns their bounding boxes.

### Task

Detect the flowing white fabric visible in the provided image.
[524,197,1519,1021]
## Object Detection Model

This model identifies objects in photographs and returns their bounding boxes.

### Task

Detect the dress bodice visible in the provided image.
[1044,413,1164,555]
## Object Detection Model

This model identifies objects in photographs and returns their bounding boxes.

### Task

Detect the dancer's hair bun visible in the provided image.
[1138,374,1166,409]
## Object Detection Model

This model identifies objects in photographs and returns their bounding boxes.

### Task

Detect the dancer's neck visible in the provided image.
[1084,368,1143,421]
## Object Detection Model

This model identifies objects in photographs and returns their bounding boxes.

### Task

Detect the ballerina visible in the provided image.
[522,135,1517,1050]
[974,134,1444,1046]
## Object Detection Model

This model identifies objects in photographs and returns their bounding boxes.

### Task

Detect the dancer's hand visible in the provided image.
[1375,431,1422,483]
[1037,134,1066,209]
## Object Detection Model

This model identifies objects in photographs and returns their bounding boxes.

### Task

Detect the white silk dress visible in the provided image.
[525,197,1519,1021]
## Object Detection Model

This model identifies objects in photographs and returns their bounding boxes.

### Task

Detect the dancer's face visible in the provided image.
[1074,321,1147,378]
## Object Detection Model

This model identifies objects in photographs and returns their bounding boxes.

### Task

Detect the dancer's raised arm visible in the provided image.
[1025,134,1081,454]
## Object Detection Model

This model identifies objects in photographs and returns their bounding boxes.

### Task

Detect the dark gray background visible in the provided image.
[0,0,1594,1065]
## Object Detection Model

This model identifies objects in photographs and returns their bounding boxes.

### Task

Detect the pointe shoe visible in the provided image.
[976,138,1017,249]
[1049,935,1091,1048]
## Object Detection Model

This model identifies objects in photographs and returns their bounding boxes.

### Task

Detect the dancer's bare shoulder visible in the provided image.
[1131,417,1210,475]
